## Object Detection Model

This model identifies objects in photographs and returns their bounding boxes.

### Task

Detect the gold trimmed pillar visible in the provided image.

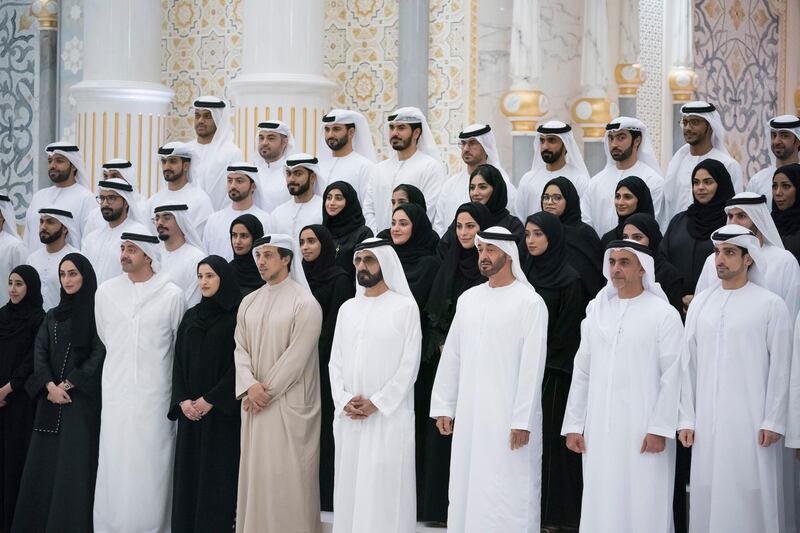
[615,63,645,117]
[668,66,697,154]
[571,95,615,175]
[32,0,59,190]
[500,89,548,184]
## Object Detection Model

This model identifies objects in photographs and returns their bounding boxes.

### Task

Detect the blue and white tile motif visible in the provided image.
[57,0,83,143]
[0,2,37,218]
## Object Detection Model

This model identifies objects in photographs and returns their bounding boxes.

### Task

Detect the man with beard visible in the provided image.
[202,163,271,260]
[515,121,591,219]
[679,225,791,533]
[430,226,548,532]
[185,96,244,210]
[746,115,800,204]
[94,232,185,533]
[269,154,324,247]
[254,121,297,212]
[365,107,446,232]
[153,204,206,306]
[434,123,518,235]
[147,142,214,232]
[663,101,743,220]
[0,194,27,306]
[318,109,376,210]
[81,176,149,284]
[329,238,421,533]
[24,142,101,252]
[98,158,149,221]
[25,208,80,309]
[582,117,666,234]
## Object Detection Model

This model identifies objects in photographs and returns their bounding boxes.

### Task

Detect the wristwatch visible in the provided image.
[62,381,74,391]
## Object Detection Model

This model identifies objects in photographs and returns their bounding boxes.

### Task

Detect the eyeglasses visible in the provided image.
[541,194,564,203]
[95,195,122,205]
[679,118,705,128]
[151,213,175,224]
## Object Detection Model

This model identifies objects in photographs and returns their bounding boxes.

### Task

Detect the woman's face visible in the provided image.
[455,212,480,249]
[541,185,566,217]
[197,263,221,299]
[390,210,413,246]
[59,260,83,295]
[614,186,639,217]
[691,168,718,205]
[525,223,549,257]
[621,223,651,247]
[298,228,322,262]
[772,172,797,211]
[7,272,27,305]
[391,189,410,210]
[469,174,494,205]
[230,223,254,256]
[325,188,346,217]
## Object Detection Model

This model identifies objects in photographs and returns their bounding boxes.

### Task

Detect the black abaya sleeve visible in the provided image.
[546,280,585,374]
[203,314,241,417]
[24,315,54,398]
[65,332,106,393]
[8,320,41,392]
[168,318,191,421]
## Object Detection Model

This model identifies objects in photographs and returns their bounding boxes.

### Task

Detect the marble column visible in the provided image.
[398,0,429,112]
[32,0,58,190]
[70,0,173,196]
[500,0,547,185]
[667,0,695,155]
[230,0,336,160]
[571,0,614,176]
[614,0,644,118]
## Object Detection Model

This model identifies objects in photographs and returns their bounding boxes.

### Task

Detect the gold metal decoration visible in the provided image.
[571,97,614,138]
[668,67,697,102]
[500,90,549,134]
[615,63,645,96]
[30,0,57,30]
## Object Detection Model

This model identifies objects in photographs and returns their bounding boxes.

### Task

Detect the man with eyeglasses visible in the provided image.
[81,162,150,284]
[433,123,517,235]
[663,101,743,221]
[152,204,206,306]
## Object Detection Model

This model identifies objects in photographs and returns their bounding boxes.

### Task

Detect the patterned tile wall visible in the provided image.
[693,0,783,179]
[58,0,83,143]
[0,1,37,217]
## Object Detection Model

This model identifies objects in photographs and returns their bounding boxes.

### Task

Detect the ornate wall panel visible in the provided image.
[637,0,665,164]
[58,0,83,143]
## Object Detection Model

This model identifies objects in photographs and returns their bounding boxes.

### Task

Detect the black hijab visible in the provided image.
[470,164,510,226]
[194,255,242,329]
[771,163,800,236]
[322,181,367,239]
[426,202,491,328]
[542,176,582,226]
[394,183,427,212]
[228,214,265,293]
[53,253,97,348]
[391,203,440,301]
[607,176,655,240]
[0,265,44,340]
[685,158,735,240]
[300,225,349,291]
[523,212,579,288]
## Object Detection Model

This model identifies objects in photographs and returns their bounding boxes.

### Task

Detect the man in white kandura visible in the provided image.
[562,239,684,533]
[430,226,548,532]
[153,204,206,307]
[365,107,446,232]
[662,101,743,220]
[253,120,297,212]
[24,142,101,252]
[26,208,80,310]
[329,238,421,533]
[94,231,185,532]
[678,225,791,533]
[185,95,244,210]
[581,117,666,233]
[515,121,591,220]
[202,163,270,260]
[0,194,27,306]
[434,123,517,235]
[318,109,376,209]
[746,114,800,204]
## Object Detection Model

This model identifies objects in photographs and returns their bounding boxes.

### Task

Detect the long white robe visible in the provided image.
[786,312,800,532]
[430,281,548,533]
[94,273,185,533]
[319,151,374,208]
[662,147,743,222]
[160,243,206,307]
[746,164,776,205]
[581,160,667,234]
[81,218,149,284]
[23,183,102,252]
[0,231,27,306]
[365,151,446,232]
[515,167,590,221]
[329,290,421,533]
[201,204,271,261]
[26,244,79,310]
[694,243,800,318]
[561,291,683,533]
[434,168,518,235]
[270,196,323,242]
[680,283,791,533]
[186,139,243,210]
[254,156,292,213]
[146,183,214,234]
